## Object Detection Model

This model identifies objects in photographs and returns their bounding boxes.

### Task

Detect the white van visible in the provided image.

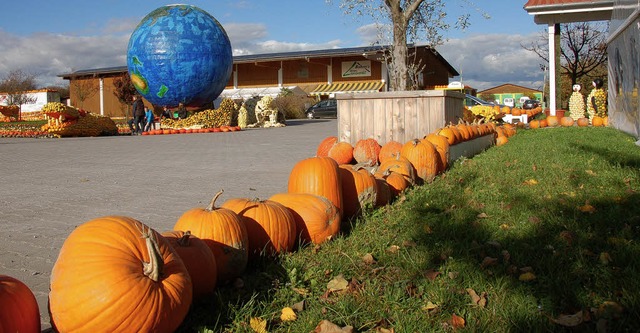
[503,98,515,107]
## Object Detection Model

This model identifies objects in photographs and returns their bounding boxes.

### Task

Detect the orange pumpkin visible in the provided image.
[539,119,548,128]
[400,139,439,184]
[577,117,589,127]
[511,108,522,116]
[529,119,540,129]
[49,217,192,333]
[316,136,338,157]
[560,116,574,127]
[221,198,297,257]
[384,171,412,197]
[373,176,392,207]
[424,133,450,172]
[437,127,457,145]
[376,154,416,185]
[602,116,609,126]
[288,157,343,218]
[270,192,340,245]
[173,191,249,282]
[339,164,378,217]
[546,115,559,127]
[353,138,381,166]
[378,140,403,163]
[592,116,604,127]
[502,106,512,114]
[328,141,354,165]
[496,135,508,146]
[0,275,40,333]
[162,230,217,299]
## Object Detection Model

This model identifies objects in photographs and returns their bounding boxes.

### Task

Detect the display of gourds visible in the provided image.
[161,98,238,129]
[40,102,117,137]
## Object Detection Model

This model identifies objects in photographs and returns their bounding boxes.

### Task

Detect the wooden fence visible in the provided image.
[336,90,464,145]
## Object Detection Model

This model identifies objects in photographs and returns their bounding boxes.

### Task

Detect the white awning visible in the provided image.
[217,86,307,100]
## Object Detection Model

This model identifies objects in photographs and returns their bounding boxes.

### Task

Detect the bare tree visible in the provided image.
[327,0,487,91]
[0,69,38,120]
[112,74,138,117]
[523,22,608,86]
[71,79,98,109]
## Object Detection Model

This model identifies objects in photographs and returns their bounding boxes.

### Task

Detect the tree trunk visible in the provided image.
[390,9,408,91]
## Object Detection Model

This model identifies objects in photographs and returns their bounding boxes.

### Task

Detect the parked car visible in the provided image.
[305,99,337,119]
[503,98,515,107]
[464,94,505,108]
[522,99,541,109]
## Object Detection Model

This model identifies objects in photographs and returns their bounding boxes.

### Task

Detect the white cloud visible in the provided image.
[437,33,546,91]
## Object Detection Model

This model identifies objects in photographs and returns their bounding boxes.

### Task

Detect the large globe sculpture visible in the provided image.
[126,4,233,108]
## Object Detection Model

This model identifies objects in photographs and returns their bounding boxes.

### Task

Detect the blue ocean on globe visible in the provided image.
[126,4,233,108]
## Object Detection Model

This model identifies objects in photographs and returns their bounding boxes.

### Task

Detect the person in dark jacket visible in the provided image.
[177,102,187,119]
[128,95,146,135]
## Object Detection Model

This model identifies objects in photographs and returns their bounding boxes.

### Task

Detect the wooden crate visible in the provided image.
[336,90,464,145]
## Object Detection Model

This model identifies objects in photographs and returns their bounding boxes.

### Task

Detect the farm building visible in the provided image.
[58,44,459,118]
[478,84,543,108]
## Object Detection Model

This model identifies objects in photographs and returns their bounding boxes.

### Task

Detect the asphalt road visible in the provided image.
[0,118,336,330]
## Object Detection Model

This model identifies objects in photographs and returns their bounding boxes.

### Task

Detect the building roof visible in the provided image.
[524,0,613,23]
[58,44,459,79]
[478,83,542,95]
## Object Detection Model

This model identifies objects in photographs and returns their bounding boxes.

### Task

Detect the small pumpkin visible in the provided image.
[560,116,574,127]
[270,192,340,245]
[546,115,559,127]
[173,190,249,282]
[400,139,439,184]
[376,154,416,185]
[436,127,457,145]
[539,118,548,128]
[384,171,412,197]
[221,198,297,257]
[496,135,509,146]
[328,141,354,165]
[424,133,450,172]
[162,231,217,299]
[353,138,381,166]
[592,116,604,127]
[529,119,540,129]
[316,136,338,157]
[577,117,589,127]
[288,157,343,218]
[338,164,378,217]
[0,275,40,333]
[49,216,192,333]
[373,176,392,207]
[378,140,403,163]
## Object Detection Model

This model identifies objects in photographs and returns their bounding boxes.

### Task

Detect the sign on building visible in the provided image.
[342,61,371,78]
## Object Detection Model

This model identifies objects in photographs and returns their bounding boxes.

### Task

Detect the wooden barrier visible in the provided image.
[336,90,464,146]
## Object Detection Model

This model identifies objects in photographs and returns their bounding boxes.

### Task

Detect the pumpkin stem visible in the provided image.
[206,189,224,211]
[140,224,164,282]
[177,231,192,247]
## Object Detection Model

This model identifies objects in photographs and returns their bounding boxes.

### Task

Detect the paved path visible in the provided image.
[0,119,336,330]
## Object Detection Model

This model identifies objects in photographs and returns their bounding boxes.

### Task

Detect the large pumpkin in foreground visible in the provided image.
[0,275,40,333]
[49,216,192,333]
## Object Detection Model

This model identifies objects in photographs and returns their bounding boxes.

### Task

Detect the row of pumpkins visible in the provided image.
[0,120,513,333]
[529,115,609,128]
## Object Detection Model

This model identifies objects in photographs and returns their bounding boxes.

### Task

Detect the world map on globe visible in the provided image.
[126,4,233,108]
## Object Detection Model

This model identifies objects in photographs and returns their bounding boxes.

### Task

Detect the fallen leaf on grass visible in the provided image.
[387,245,400,253]
[480,256,498,268]
[314,320,354,333]
[250,317,267,333]
[500,224,511,230]
[585,169,597,176]
[280,307,297,322]
[362,253,377,265]
[599,252,612,265]
[596,301,624,318]
[292,287,309,296]
[451,314,466,328]
[579,204,596,213]
[424,269,441,281]
[502,250,511,263]
[422,301,438,312]
[466,288,487,308]
[327,275,349,292]
[550,310,584,327]
[477,212,489,218]
[291,300,305,312]
[375,327,394,333]
[523,179,538,185]
[519,272,536,281]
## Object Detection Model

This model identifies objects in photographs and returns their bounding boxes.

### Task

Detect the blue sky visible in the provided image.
[0,1,547,91]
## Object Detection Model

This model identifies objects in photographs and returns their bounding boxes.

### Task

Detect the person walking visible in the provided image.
[128,95,145,135]
[144,106,155,132]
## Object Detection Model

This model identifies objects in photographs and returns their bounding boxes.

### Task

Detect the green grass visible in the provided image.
[180,127,640,332]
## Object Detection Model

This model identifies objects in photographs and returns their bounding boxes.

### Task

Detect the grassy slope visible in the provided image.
[183,127,640,333]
